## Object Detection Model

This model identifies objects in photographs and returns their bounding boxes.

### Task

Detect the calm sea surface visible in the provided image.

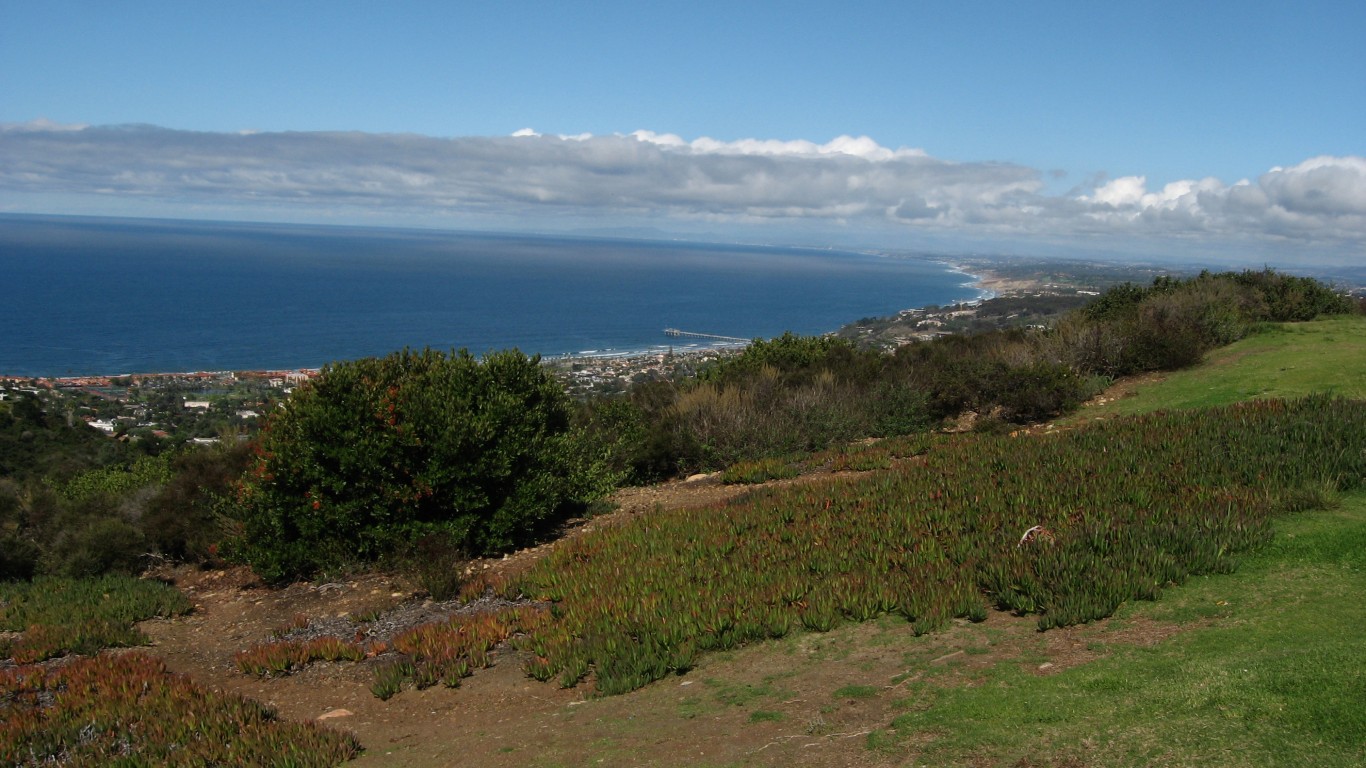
[0,215,981,377]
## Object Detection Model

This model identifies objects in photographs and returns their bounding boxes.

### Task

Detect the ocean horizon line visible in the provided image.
[2,216,989,378]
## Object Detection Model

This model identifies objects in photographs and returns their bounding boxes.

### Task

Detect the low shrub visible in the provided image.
[0,534,39,580]
[1232,268,1356,320]
[992,362,1090,423]
[398,532,470,601]
[44,516,147,578]
[869,379,934,437]
[142,442,253,562]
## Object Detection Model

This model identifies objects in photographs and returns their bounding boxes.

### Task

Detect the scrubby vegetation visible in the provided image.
[582,268,1357,479]
[0,442,250,580]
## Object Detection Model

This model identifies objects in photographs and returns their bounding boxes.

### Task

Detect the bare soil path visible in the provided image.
[141,560,1180,768]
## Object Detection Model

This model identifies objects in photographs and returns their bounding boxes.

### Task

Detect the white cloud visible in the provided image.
[1086,176,1148,207]
[2,123,1363,256]
[625,130,927,160]
[1259,155,1366,217]
[1074,157,1366,245]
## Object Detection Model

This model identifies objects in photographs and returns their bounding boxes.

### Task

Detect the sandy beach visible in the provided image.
[960,265,1047,300]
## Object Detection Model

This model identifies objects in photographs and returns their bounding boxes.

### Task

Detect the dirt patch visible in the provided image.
[1030,614,1198,677]
[139,577,1198,767]
[133,476,809,765]
[1082,372,1167,410]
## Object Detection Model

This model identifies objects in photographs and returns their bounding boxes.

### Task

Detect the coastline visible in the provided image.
[2,218,971,382]
[951,263,1045,303]
[4,264,1028,386]
[1,368,320,389]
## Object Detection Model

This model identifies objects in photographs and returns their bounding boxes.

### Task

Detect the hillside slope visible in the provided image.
[14,315,1363,768]
[1076,315,1366,420]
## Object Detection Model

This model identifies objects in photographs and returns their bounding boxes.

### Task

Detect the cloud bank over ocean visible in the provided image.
[2,121,1363,260]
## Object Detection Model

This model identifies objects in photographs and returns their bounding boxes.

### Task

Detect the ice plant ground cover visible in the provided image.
[505,395,1365,695]
[0,575,191,662]
[0,653,361,766]
[0,576,361,766]
[325,394,1364,699]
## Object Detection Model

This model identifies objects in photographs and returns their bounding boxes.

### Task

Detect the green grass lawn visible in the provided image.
[876,492,1366,767]
[1072,315,1366,420]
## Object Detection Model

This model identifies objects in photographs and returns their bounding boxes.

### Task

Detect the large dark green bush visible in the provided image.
[226,348,612,583]
[1232,268,1356,320]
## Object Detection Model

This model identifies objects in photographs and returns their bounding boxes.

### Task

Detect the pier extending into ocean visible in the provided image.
[663,328,750,343]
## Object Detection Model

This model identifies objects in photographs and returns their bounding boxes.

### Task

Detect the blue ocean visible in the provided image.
[0,215,981,377]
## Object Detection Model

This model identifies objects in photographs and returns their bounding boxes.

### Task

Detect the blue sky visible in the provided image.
[2,1,1364,264]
